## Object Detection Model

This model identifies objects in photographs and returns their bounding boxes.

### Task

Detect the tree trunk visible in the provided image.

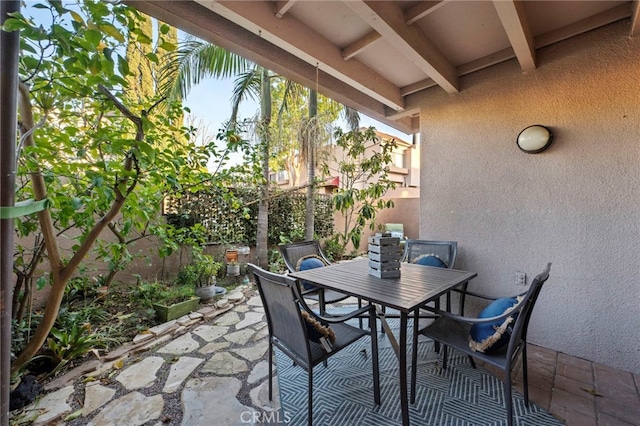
[11,84,140,372]
[256,69,271,268]
[304,89,317,241]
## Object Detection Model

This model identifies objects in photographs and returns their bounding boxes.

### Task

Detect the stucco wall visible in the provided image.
[333,196,420,254]
[409,21,640,373]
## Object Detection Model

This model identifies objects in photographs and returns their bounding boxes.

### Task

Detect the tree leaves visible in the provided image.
[84,29,102,48]
[2,15,30,32]
[69,10,85,26]
[329,127,397,252]
[98,23,124,43]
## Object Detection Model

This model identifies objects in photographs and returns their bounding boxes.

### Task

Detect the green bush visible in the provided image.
[42,324,107,376]
[167,187,334,246]
[268,248,286,273]
[322,234,344,262]
[133,281,196,308]
[176,254,224,287]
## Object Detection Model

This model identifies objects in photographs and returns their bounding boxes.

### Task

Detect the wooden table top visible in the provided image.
[289,257,477,312]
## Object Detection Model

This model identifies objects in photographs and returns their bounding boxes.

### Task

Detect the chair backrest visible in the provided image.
[505,263,552,358]
[402,239,458,268]
[247,264,311,364]
[279,240,332,273]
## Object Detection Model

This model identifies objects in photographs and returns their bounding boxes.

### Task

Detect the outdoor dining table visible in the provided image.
[289,257,477,426]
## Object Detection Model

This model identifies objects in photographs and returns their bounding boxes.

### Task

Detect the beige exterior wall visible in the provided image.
[334,196,420,254]
[271,131,420,196]
[409,21,640,374]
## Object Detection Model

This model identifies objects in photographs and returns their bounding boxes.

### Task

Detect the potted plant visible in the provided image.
[136,281,200,322]
[178,254,226,302]
[227,260,240,276]
[195,255,226,301]
[153,296,200,322]
[225,248,239,263]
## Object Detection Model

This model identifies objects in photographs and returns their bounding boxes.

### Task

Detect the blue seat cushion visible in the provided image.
[296,255,328,290]
[469,297,520,353]
[414,253,448,268]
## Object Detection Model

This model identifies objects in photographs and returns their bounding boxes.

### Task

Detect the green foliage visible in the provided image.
[133,280,196,308]
[11,315,43,359]
[267,248,286,273]
[176,254,223,287]
[8,2,239,359]
[56,304,110,330]
[40,324,107,376]
[63,276,99,302]
[323,127,397,252]
[321,234,344,262]
[9,2,205,264]
[166,187,334,246]
[9,1,265,369]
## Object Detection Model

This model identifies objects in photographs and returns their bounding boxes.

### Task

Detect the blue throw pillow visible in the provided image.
[414,253,448,268]
[469,297,520,353]
[301,310,335,344]
[296,255,327,290]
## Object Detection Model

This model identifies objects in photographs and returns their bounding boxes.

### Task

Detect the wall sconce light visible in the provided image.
[516,125,553,154]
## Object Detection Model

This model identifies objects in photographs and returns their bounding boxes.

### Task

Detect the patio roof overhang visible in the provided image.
[128,0,640,134]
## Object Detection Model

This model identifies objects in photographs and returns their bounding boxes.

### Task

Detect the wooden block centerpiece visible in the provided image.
[368,232,402,278]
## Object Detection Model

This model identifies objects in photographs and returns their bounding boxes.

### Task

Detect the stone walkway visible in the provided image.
[12,284,280,425]
[10,284,639,425]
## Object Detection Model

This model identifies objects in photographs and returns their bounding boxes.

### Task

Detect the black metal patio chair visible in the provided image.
[248,264,380,426]
[402,239,460,312]
[401,240,460,353]
[279,240,352,315]
[410,263,552,426]
[402,239,458,266]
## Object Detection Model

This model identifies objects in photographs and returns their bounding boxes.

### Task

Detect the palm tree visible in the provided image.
[256,68,271,266]
[301,89,360,241]
[163,39,251,100]
[304,89,318,240]
[162,38,273,268]
[163,37,361,261]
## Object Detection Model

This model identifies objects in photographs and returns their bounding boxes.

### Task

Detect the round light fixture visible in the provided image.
[516,125,553,154]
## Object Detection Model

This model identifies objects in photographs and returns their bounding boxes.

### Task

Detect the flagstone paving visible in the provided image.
[10,283,640,426]
[13,284,281,425]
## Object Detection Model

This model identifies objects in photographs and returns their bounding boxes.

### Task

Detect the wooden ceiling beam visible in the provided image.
[493,0,536,70]
[535,3,631,49]
[401,79,436,97]
[274,0,297,19]
[200,0,405,110]
[405,1,446,25]
[630,0,640,36]
[402,46,517,97]
[346,0,459,94]
[342,31,381,60]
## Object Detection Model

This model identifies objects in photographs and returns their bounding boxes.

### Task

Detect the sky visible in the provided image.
[183,78,415,144]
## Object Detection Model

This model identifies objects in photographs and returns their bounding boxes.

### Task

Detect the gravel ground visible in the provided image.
[12,287,272,426]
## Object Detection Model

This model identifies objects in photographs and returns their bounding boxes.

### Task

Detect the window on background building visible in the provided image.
[269,171,289,182]
[391,150,405,168]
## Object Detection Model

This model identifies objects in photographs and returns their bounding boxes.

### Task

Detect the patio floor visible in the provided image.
[14,288,640,425]
[504,344,640,426]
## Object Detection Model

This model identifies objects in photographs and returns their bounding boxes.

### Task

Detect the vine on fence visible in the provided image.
[164,186,334,246]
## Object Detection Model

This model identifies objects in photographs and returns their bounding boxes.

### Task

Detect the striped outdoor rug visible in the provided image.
[274,317,564,425]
